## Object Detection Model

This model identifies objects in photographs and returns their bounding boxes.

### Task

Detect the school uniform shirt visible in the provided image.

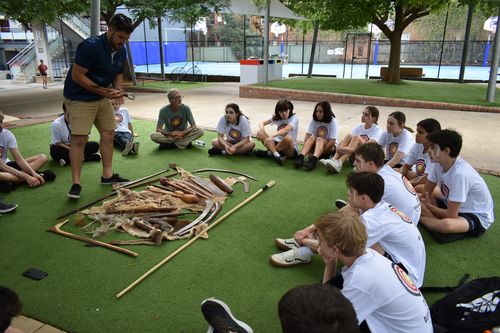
[157,104,195,132]
[378,129,415,163]
[361,201,426,287]
[351,123,383,142]
[115,107,132,134]
[378,165,422,225]
[306,118,338,141]
[270,114,299,144]
[428,156,495,230]
[341,249,432,333]
[216,115,252,144]
[0,128,17,163]
[405,143,433,177]
[51,115,72,146]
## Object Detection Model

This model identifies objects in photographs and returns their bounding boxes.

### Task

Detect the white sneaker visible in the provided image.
[274,238,300,251]
[332,159,342,173]
[319,158,338,172]
[122,140,135,156]
[59,158,66,167]
[269,248,311,267]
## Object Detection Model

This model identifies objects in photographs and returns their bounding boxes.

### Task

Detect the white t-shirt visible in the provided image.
[216,115,252,144]
[351,123,383,142]
[428,157,495,230]
[341,249,432,333]
[0,128,17,163]
[270,114,299,144]
[378,165,422,225]
[51,115,72,146]
[306,118,338,140]
[115,107,132,134]
[378,129,415,163]
[405,143,433,177]
[361,201,426,287]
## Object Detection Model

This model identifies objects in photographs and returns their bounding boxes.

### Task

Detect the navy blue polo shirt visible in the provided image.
[63,33,126,101]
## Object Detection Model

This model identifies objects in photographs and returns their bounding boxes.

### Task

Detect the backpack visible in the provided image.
[422,274,500,333]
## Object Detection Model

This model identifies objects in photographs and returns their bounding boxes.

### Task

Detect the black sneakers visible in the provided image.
[274,155,286,166]
[201,298,253,333]
[159,143,176,150]
[101,174,129,185]
[67,184,82,199]
[208,148,223,156]
[39,170,56,181]
[293,155,304,168]
[335,199,347,209]
[0,198,17,213]
[253,149,269,158]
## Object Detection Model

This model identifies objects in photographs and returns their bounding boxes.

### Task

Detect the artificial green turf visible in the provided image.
[138,80,211,91]
[259,78,500,107]
[1,120,499,333]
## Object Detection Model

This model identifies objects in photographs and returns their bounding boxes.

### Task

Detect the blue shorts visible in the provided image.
[436,198,486,237]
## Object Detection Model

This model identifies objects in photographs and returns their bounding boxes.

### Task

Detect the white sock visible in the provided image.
[221,150,227,155]
[297,246,314,258]
[273,151,281,158]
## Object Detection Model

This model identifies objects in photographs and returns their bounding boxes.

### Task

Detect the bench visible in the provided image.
[380,67,423,78]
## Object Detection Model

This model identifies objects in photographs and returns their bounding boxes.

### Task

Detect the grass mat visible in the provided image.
[260,78,500,107]
[1,120,499,333]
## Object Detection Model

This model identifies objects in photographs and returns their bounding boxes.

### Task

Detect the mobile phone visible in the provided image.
[22,268,48,280]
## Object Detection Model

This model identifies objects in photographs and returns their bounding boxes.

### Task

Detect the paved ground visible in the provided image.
[1,79,499,174]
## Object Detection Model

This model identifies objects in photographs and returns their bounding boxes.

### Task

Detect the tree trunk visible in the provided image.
[383,29,403,83]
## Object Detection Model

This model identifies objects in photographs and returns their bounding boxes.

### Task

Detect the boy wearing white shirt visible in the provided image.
[420,129,494,236]
[346,171,426,287]
[315,210,432,333]
[113,102,139,156]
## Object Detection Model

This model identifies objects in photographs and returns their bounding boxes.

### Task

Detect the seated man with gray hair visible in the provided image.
[150,89,204,149]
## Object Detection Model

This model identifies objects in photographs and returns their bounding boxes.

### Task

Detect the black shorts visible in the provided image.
[436,198,486,237]
[6,161,21,170]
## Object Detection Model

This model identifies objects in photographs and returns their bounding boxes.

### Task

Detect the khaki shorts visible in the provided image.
[64,98,116,135]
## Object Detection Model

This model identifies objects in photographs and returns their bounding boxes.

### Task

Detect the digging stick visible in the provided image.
[48,219,138,257]
[116,180,276,298]
[112,169,170,191]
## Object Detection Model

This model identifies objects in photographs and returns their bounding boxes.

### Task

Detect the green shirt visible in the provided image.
[156,104,195,132]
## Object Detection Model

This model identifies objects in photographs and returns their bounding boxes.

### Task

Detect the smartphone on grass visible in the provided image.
[22,268,48,280]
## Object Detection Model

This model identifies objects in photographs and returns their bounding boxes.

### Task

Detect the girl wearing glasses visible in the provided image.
[255,99,299,166]
[320,106,382,173]
[208,103,255,155]
[293,101,337,171]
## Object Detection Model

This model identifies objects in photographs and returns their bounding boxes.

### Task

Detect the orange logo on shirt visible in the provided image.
[441,183,449,200]
[416,159,426,176]
[360,134,369,142]
[393,263,420,296]
[170,117,182,128]
[402,175,417,195]
[390,206,412,224]
[315,126,328,139]
[388,142,399,157]
[228,129,242,141]
[115,114,123,123]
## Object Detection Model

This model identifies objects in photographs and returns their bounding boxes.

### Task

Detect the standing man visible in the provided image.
[38,59,48,89]
[150,88,204,149]
[63,13,134,199]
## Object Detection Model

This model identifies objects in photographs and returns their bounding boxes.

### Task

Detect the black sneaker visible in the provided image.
[0,198,17,213]
[208,148,222,156]
[84,153,101,162]
[335,199,347,209]
[254,149,269,158]
[293,155,304,168]
[101,174,129,185]
[304,157,317,171]
[39,170,56,181]
[159,143,176,150]
[67,184,82,199]
[201,298,253,333]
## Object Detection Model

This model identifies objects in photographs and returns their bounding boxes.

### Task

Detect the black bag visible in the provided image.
[422,275,500,333]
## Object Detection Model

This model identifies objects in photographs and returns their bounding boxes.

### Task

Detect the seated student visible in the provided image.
[113,100,139,156]
[150,88,204,149]
[420,129,494,236]
[315,210,433,333]
[321,106,382,173]
[378,111,415,169]
[254,99,299,166]
[0,285,23,333]
[344,172,426,287]
[50,103,100,166]
[401,118,441,189]
[200,283,359,333]
[208,103,255,156]
[293,101,337,171]
[0,111,53,193]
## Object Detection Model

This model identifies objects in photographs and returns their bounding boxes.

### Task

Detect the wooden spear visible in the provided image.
[116,180,276,298]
